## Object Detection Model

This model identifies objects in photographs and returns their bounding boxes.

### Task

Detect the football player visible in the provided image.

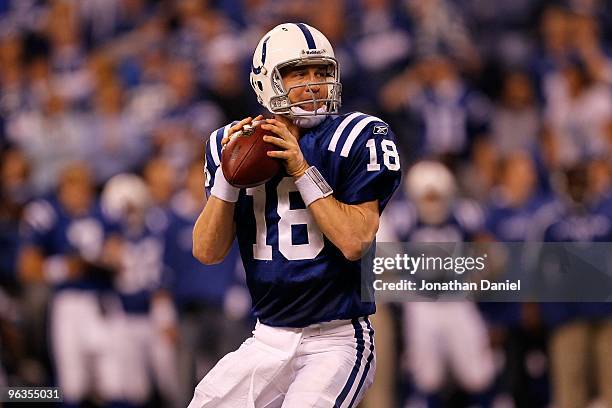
[191,23,402,407]
[536,164,612,408]
[101,173,180,406]
[18,162,124,406]
[380,161,495,406]
[481,151,551,407]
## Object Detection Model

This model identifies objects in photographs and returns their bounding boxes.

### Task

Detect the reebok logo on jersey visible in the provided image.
[373,125,388,135]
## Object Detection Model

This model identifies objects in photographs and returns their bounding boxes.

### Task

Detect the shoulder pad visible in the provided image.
[327,112,387,157]
[23,200,57,232]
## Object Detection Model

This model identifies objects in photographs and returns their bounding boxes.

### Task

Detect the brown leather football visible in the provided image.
[221,120,282,188]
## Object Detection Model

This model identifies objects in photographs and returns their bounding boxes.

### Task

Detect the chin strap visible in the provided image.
[290,106,328,128]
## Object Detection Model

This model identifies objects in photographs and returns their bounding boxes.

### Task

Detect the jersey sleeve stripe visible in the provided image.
[210,129,221,166]
[328,112,363,152]
[339,116,384,157]
[210,123,233,166]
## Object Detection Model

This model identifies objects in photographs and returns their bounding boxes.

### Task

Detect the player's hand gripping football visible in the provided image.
[221,115,264,148]
[261,118,309,178]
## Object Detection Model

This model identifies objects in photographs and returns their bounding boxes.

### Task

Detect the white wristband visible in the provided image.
[295,166,333,207]
[211,167,240,202]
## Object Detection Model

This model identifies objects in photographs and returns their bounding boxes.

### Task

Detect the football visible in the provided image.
[221,120,283,188]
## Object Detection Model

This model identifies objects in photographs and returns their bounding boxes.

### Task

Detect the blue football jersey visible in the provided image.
[541,201,612,243]
[482,195,553,326]
[537,199,612,325]
[114,215,166,314]
[162,192,245,311]
[390,198,484,243]
[204,113,402,327]
[485,194,554,242]
[20,196,113,291]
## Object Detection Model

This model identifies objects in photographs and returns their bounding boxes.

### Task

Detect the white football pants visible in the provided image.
[50,290,124,403]
[188,317,375,408]
[403,302,495,393]
[113,314,180,404]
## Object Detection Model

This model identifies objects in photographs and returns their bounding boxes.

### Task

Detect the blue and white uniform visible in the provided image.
[21,197,113,291]
[191,113,401,408]
[381,190,495,398]
[382,198,495,395]
[535,196,612,408]
[480,194,554,327]
[392,199,484,243]
[114,221,165,315]
[20,197,123,404]
[536,198,612,327]
[205,113,401,328]
[110,211,181,405]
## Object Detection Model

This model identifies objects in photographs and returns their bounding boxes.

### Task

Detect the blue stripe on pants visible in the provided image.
[347,317,375,407]
[334,318,365,408]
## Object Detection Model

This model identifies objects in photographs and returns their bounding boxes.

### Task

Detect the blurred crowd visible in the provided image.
[0,0,611,407]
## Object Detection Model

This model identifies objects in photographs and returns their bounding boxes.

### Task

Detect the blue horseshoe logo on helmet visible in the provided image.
[252,36,270,75]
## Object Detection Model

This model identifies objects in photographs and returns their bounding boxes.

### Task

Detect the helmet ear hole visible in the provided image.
[257,81,264,92]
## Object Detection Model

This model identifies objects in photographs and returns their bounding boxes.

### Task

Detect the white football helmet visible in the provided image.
[101,173,151,223]
[406,161,456,225]
[250,23,341,118]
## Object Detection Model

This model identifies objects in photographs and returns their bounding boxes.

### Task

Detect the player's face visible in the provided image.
[502,154,535,204]
[281,64,329,111]
[144,159,175,205]
[416,190,452,226]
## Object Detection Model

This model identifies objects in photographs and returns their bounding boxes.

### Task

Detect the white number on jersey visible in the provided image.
[366,139,400,172]
[247,177,324,261]
[117,238,163,294]
[245,185,273,260]
[66,219,104,262]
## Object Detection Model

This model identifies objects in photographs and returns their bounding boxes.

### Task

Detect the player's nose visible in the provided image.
[305,74,321,93]
[306,84,320,95]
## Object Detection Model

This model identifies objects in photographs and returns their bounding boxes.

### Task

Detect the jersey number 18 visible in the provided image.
[247,177,324,261]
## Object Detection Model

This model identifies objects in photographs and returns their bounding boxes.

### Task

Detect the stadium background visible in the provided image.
[0,0,611,407]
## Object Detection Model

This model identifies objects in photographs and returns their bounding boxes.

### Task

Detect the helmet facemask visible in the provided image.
[268,56,342,117]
